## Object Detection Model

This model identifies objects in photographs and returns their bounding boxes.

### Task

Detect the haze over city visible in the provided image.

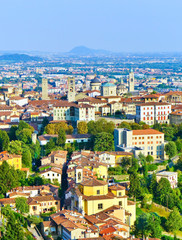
[0,0,182,53]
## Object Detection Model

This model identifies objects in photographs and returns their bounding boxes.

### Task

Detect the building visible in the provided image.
[53,101,95,122]
[90,77,101,91]
[117,78,128,96]
[42,78,49,100]
[67,179,136,226]
[101,82,117,97]
[42,210,100,240]
[114,128,166,159]
[41,150,67,166]
[128,70,135,92]
[0,151,22,170]
[67,77,75,102]
[156,171,178,188]
[136,102,171,125]
[169,110,182,125]
[39,167,62,184]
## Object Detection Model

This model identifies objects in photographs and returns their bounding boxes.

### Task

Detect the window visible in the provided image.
[97,190,100,195]
[98,204,103,209]
[119,201,122,206]
[119,192,122,196]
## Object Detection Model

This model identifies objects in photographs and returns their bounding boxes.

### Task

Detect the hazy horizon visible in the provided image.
[1,0,182,53]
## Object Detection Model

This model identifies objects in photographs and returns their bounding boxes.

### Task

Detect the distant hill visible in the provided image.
[69,46,112,56]
[0,54,42,62]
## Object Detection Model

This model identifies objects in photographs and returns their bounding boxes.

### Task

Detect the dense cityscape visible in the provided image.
[0,52,181,239]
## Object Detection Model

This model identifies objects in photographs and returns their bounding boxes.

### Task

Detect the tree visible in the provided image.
[45,138,56,155]
[146,155,154,163]
[149,173,157,195]
[177,155,182,171]
[9,125,18,141]
[0,130,10,151]
[165,141,177,158]
[22,148,32,168]
[93,132,114,151]
[128,171,142,200]
[67,125,73,134]
[57,128,66,147]
[2,213,24,240]
[8,140,22,155]
[77,121,88,134]
[118,121,132,130]
[156,178,171,203]
[165,207,182,234]
[15,197,29,214]
[16,128,32,144]
[87,119,115,135]
[143,162,148,179]
[175,138,182,152]
[18,120,34,132]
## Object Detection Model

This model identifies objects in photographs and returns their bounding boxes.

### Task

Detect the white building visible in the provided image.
[114,128,166,160]
[136,102,171,125]
[156,171,178,189]
[39,167,62,184]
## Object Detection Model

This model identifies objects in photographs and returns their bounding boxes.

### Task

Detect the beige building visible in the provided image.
[42,78,49,100]
[39,167,62,184]
[101,82,117,97]
[169,110,182,125]
[114,128,166,160]
[67,77,75,102]
[90,77,101,91]
[41,150,67,166]
[128,70,135,92]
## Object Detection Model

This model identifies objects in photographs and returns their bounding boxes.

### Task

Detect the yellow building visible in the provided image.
[0,151,22,170]
[70,178,136,226]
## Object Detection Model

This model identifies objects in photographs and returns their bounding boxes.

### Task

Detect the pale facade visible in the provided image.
[101,83,117,97]
[114,128,166,159]
[136,102,171,125]
[156,171,178,188]
[42,78,49,100]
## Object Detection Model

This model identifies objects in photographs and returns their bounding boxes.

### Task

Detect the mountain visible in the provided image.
[69,46,112,56]
[0,54,42,62]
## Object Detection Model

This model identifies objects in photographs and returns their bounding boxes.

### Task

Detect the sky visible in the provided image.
[0,0,182,53]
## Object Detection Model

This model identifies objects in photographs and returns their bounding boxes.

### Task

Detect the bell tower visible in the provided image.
[128,69,135,92]
[67,77,75,102]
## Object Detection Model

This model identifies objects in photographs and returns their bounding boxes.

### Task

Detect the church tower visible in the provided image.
[42,78,49,100]
[67,77,75,102]
[128,69,135,92]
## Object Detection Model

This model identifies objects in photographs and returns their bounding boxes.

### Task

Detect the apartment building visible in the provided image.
[114,128,166,159]
[156,171,178,189]
[53,101,95,122]
[136,102,171,125]
[0,151,22,170]
[67,179,136,226]
[39,167,62,184]
[41,150,67,166]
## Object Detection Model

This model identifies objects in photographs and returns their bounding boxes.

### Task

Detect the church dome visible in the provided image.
[91,77,100,84]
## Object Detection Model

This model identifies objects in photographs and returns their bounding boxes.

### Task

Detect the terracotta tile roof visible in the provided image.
[81,178,107,187]
[132,129,163,135]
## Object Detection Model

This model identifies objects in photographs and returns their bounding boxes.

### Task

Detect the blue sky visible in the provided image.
[0,0,182,52]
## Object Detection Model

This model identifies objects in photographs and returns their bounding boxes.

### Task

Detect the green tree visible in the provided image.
[165,141,177,158]
[93,132,114,151]
[143,162,148,179]
[45,138,56,155]
[77,121,88,134]
[8,140,22,155]
[57,128,66,147]
[2,213,24,240]
[0,161,20,195]
[177,155,182,171]
[156,178,171,203]
[0,130,10,151]
[22,148,32,168]
[15,197,29,214]
[149,173,157,195]
[128,171,142,200]
[67,125,74,134]
[175,138,182,152]
[146,155,154,163]
[165,207,182,234]
[16,128,32,144]
[9,125,18,141]
[118,121,132,130]
[18,120,34,132]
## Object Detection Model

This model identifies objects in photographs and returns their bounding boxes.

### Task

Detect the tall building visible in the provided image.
[42,78,49,100]
[67,77,75,102]
[128,69,135,92]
